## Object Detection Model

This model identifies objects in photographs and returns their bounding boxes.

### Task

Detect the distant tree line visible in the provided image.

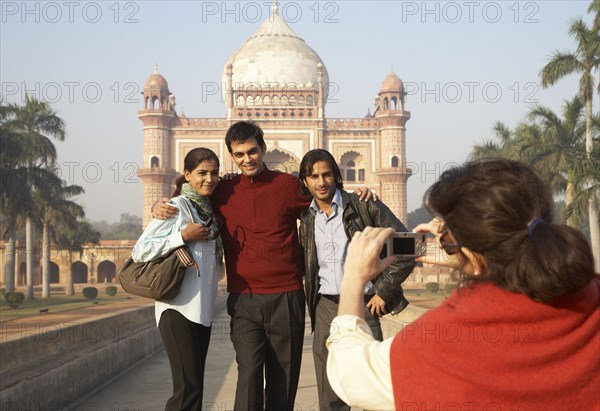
[90,213,142,240]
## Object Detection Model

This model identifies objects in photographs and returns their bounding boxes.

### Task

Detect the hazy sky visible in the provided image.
[2,0,594,223]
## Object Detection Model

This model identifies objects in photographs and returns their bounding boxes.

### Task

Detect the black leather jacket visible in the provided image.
[299,191,416,331]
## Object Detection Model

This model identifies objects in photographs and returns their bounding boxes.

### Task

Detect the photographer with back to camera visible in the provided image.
[298,149,416,411]
[326,159,600,411]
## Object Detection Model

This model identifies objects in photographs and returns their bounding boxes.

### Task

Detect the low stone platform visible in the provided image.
[0,289,428,411]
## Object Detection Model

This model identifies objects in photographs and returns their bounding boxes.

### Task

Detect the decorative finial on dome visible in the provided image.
[272,0,278,15]
[391,65,394,74]
[153,64,159,74]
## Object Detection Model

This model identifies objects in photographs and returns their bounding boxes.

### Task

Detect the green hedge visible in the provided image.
[425,282,440,293]
[5,292,25,309]
[83,287,98,299]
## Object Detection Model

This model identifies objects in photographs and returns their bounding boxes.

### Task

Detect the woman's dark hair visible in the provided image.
[424,159,594,302]
[299,149,344,196]
[225,121,266,153]
[173,147,219,196]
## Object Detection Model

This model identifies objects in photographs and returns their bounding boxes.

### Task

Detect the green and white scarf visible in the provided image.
[180,182,223,265]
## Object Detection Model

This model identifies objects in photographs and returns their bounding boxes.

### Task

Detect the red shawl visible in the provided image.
[391,276,600,411]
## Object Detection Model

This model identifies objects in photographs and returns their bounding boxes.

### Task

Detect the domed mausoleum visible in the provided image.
[0,0,418,291]
[138,1,411,227]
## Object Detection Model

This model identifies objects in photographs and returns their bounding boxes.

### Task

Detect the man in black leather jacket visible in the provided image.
[298,149,416,411]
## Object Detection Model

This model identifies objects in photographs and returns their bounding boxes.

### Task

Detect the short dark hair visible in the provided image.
[224,121,266,153]
[424,159,595,302]
[299,149,344,196]
[173,147,219,196]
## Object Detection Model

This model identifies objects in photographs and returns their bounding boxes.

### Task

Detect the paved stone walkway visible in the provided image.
[70,293,320,411]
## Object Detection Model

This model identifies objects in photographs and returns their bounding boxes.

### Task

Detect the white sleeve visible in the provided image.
[131,201,186,263]
[326,314,395,411]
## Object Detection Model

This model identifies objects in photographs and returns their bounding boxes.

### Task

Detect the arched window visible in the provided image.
[98,261,117,283]
[50,262,59,283]
[391,96,398,110]
[347,160,356,181]
[341,152,366,182]
[391,156,399,167]
[383,97,389,110]
[72,261,88,283]
[151,156,160,168]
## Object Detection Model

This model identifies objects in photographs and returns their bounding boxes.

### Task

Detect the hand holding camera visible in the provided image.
[413,218,461,268]
[343,227,399,285]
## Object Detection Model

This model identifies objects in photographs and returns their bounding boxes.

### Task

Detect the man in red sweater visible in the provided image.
[211,121,309,411]
[154,121,311,410]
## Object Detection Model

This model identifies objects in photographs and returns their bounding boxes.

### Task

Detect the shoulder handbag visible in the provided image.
[118,199,200,301]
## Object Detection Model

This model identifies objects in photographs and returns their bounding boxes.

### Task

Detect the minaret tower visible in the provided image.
[137,66,179,227]
[374,72,412,222]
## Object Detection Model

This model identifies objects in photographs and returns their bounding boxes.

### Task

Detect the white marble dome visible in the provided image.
[222,6,329,100]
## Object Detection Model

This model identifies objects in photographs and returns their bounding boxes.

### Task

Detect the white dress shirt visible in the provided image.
[326,314,395,410]
[132,196,222,327]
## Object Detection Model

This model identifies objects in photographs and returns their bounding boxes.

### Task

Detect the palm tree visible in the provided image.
[0,102,47,294]
[471,98,599,229]
[541,16,600,270]
[3,96,66,298]
[0,102,22,293]
[37,181,85,298]
[521,97,598,226]
[470,120,542,163]
[56,221,100,296]
[470,121,522,160]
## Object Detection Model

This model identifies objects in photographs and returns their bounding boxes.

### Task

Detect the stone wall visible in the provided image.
[0,306,162,410]
[380,305,429,339]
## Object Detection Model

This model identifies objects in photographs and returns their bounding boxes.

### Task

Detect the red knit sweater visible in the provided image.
[212,167,310,294]
[390,276,600,411]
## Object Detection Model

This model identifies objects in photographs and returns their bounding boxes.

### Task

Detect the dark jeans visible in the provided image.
[313,295,382,411]
[159,309,212,411]
[227,289,306,411]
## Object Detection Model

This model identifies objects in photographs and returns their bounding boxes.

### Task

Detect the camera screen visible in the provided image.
[392,237,415,255]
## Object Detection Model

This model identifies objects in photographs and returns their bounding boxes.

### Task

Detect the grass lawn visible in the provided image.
[0,289,140,322]
[0,287,452,322]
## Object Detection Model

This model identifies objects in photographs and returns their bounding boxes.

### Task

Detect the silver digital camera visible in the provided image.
[383,232,427,258]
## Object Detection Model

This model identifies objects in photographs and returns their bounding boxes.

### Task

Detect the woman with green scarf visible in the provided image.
[132,147,224,410]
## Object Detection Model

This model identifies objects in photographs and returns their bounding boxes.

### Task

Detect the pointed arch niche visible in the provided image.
[340,151,366,182]
[264,147,300,176]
